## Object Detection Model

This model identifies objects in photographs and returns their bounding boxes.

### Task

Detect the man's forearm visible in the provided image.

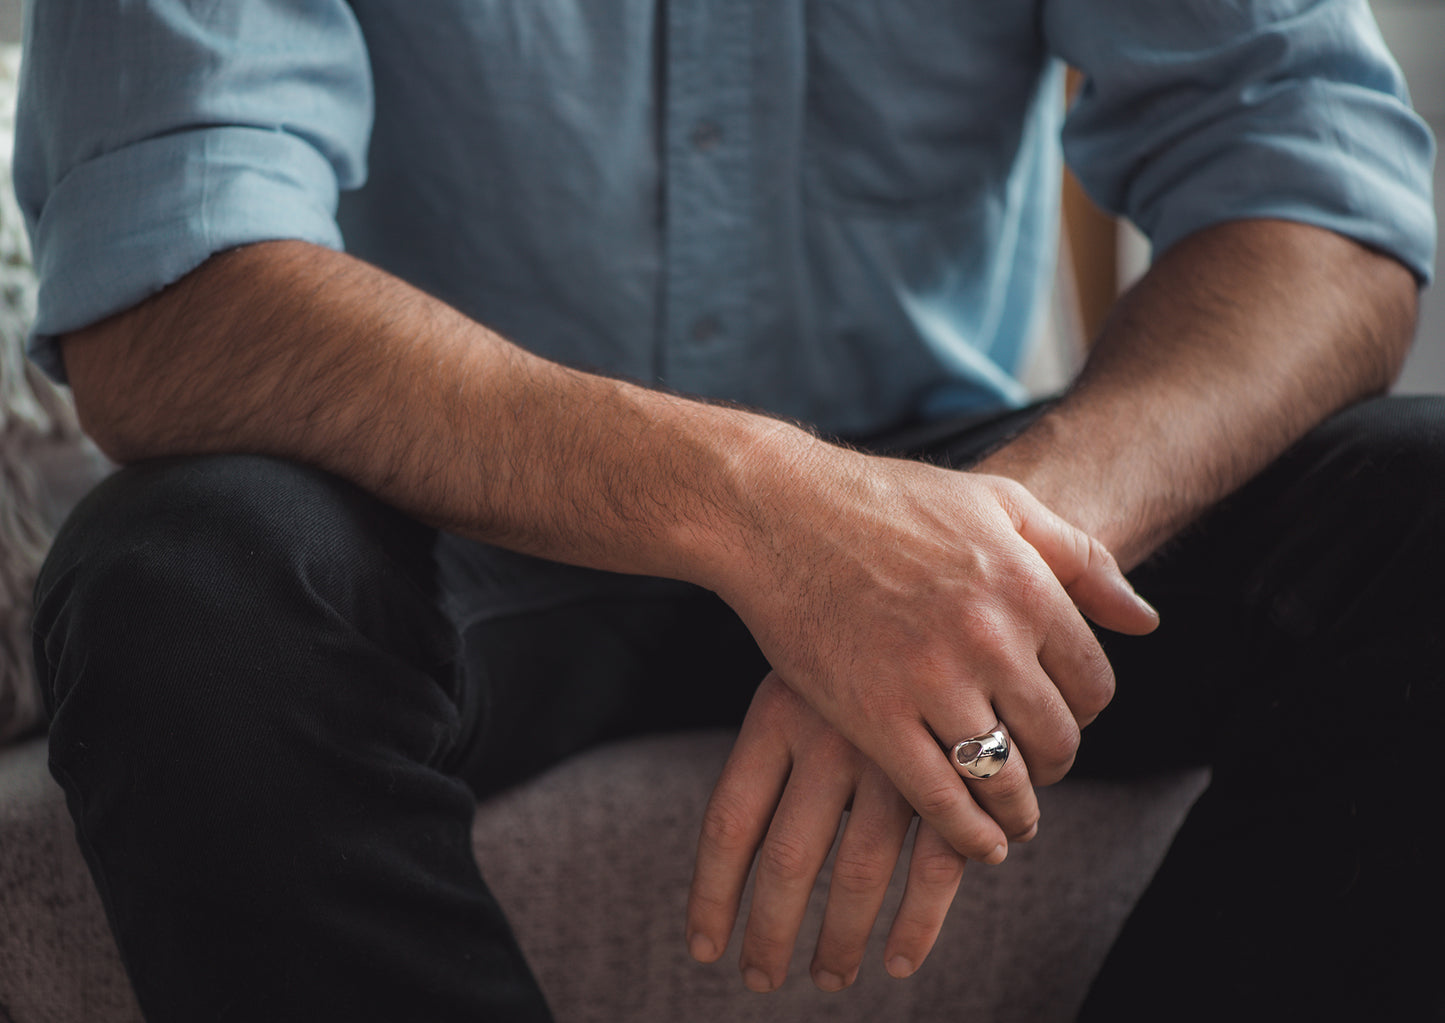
[60,240,798,586]
[976,219,1419,569]
[63,237,1159,870]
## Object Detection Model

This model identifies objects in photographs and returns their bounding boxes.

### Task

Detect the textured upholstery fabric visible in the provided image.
[0,42,109,747]
[0,43,72,746]
[0,740,144,1023]
[0,732,1207,1022]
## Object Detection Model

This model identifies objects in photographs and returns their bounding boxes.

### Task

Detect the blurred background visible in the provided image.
[0,0,1439,392]
[1059,0,1444,395]
[1366,0,1444,393]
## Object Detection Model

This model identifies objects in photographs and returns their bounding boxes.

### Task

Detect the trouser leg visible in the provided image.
[1070,396,1445,1018]
[35,452,771,1022]
[432,562,769,802]
[40,394,1439,1019]
[34,455,553,1022]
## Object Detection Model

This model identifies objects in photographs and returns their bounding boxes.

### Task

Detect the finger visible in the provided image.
[997,482,1159,635]
[986,662,1082,787]
[739,751,857,992]
[918,684,1041,839]
[809,765,915,991]
[1037,607,1117,729]
[883,821,966,979]
[953,729,1043,837]
[687,718,791,966]
[872,724,1007,864]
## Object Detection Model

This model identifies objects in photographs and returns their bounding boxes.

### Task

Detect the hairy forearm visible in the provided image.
[976,219,1419,569]
[61,240,804,583]
[66,239,1163,877]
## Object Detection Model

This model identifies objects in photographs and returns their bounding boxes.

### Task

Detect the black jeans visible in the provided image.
[32,396,1445,1021]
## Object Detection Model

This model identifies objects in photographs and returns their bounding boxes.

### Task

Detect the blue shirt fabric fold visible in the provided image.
[15,0,1436,437]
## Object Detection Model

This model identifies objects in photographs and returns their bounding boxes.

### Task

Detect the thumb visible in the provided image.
[1000,484,1159,635]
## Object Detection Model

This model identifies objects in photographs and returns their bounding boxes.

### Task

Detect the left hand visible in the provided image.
[686,672,1022,992]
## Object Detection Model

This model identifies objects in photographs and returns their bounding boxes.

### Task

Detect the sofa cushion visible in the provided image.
[478,732,1208,1023]
[0,738,144,1022]
[0,730,1208,1023]
[0,41,105,747]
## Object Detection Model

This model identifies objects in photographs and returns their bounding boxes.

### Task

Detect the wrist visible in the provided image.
[971,407,1153,569]
[665,408,838,601]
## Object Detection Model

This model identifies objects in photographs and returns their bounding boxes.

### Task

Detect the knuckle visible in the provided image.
[813,941,865,984]
[987,780,1039,836]
[1035,716,1082,774]
[829,850,893,898]
[759,833,818,886]
[1043,514,1093,582]
[742,929,794,965]
[1012,566,1058,622]
[998,792,1039,833]
[1049,629,1116,723]
[912,847,965,888]
[688,884,732,918]
[889,922,929,954]
[911,781,965,822]
[699,793,759,855]
[948,819,1004,860]
[959,604,1014,659]
[844,796,903,853]
[1019,814,1042,840]
[1032,758,1073,787]
[991,476,1032,510]
[1086,534,1118,575]
[1079,654,1117,718]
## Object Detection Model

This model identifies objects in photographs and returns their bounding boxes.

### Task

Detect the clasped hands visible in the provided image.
[685,448,1159,993]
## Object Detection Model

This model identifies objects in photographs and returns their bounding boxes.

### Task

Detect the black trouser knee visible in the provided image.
[1077,395,1445,1019]
[33,455,551,1023]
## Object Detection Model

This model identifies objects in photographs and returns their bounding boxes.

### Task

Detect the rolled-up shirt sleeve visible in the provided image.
[1044,0,1436,284]
[15,0,374,380]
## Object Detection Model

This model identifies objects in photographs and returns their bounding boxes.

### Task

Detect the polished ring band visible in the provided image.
[951,730,1010,780]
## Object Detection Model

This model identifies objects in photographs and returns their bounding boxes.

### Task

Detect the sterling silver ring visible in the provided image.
[950,729,1010,780]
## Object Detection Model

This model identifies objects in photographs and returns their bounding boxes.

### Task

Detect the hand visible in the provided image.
[687,673,969,992]
[708,442,1159,864]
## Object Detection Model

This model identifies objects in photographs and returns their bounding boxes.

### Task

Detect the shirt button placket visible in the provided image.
[660,0,753,394]
[690,119,724,153]
[689,313,723,345]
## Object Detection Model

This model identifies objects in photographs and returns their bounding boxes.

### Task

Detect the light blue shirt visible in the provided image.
[16,0,1436,437]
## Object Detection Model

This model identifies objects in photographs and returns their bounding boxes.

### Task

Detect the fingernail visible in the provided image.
[814,969,847,992]
[985,843,1007,864]
[689,933,717,962]
[886,955,915,978]
[1129,587,1159,620]
[742,966,775,992]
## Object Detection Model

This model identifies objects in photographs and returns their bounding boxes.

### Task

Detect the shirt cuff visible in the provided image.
[1120,81,1437,285]
[27,125,345,382]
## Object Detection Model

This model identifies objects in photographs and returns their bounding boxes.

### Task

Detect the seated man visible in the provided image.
[16,0,1441,1019]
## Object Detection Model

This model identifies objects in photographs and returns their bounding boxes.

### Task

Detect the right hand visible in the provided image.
[705,436,1159,861]
[688,673,968,992]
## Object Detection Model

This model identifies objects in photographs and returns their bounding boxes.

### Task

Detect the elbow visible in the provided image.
[1370,261,1422,396]
[69,401,142,466]
[1336,239,1421,400]
[57,321,156,465]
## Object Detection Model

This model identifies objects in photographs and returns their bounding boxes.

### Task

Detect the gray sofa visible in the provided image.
[1,726,1207,1023]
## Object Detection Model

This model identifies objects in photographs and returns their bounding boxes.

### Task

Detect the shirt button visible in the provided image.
[690,315,723,344]
[691,120,723,152]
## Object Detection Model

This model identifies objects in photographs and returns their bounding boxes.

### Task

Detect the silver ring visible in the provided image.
[950,729,1010,780]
